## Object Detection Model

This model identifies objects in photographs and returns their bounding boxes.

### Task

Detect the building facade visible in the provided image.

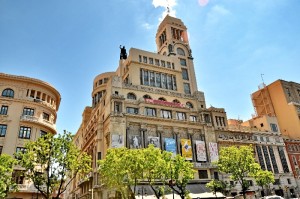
[0,73,61,199]
[251,80,300,139]
[67,15,225,199]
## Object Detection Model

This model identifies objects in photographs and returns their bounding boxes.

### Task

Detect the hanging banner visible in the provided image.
[129,135,142,149]
[195,140,207,161]
[209,142,219,162]
[164,138,176,156]
[181,139,193,160]
[111,134,124,148]
[148,136,160,148]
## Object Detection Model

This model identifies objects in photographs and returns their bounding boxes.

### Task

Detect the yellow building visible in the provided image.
[252,80,300,139]
[68,15,227,199]
[0,73,60,199]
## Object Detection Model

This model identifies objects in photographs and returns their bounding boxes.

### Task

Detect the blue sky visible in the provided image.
[0,0,299,134]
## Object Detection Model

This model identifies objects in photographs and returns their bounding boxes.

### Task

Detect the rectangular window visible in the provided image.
[0,106,8,115]
[0,124,7,137]
[287,179,291,184]
[149,58,153,64]
[40,130,47,137]
[253,136,257,141]
[167,62,171,68]
[19,126,31,139]
[161,74,167,89]
[260,136,264,142]
[247,180,253,186]
[43,112,50,121]
[155,59,160,66]
[184,83,191,94]
[145,107,156,117]
[176,112,186,120]
[190,115,197,122]
[180,58,186,66]
[278,146,290,173]
[0,146,2,154]
[139,55,142,62]
[161,60,166,67]
[150,72,155,87]
[204,114,211,123]
[198,170,208,179]
[23,108,34,116]
[143,56,147,63]
[126,107,139,114]
[270,123,278,132]
[167,75,172,89]
[161,110,172,119]
[286,88,291,97]
[182,68,189,80]
[143,70,149,86]
[155,73,161,88]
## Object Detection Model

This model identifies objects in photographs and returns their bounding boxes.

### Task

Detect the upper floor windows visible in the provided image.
[145,107,156,117]
[0,124,7,137]
[161,109,172,119]
[182,69,189,80]
[126,107,139,114]
[158,97,166,101]
[19,126,31,139]
[190,115,197,122]
[176,112,186,120]
[180,59,186,66]
[40,130,47,137]
[186,102,193,108]
[0,106,8,115]
[43,112,50,121]
[2,88,14,98]
[140,69,177,91]
[177,48,185,56]
[270,123,278,132]
[143,95,152,99]
[23,107,34,116]
[127,93,137,100]
[183,83,191,94]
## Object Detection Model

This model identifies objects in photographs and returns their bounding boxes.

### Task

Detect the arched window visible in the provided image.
[2,88,14,98]
[173,99,180,104]
[127,93,137,100]
[143,95,152,99]
[177,48,185,56]
[186,102,193,108]
[158,97,166,101]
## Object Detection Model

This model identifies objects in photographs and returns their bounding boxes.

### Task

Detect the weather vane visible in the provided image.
[166,0,170,14]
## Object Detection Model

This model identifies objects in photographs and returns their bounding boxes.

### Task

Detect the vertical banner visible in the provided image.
[111,134,124,148]
[148,136,160,148]
[195,140,207,161]
[181,139,193,160]
[129,135,142,149]
[209,142,219,162]
[164,138,176,156]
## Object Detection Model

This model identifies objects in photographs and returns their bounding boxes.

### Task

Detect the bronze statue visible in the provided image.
[120,45,127,60]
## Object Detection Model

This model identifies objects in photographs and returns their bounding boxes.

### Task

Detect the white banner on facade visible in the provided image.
[111,134,124,148]
[209,142,219,162]
[195,140,207,161]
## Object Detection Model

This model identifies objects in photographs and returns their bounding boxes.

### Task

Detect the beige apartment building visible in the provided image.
[0,73,60,199]
[251,80,300,139]
[67,15,228,199]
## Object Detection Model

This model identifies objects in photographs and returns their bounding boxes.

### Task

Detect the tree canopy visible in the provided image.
[98,145,195,199]
[254,170,275,196]
[16,131,92,199]
[217,145,261,199]
[0,154,17,198]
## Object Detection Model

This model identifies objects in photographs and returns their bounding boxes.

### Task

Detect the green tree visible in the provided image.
[16,131,92,199]
[168,155,195,199]
[254,170,275,197]
[0,154,17,198]
[206,179,226,198]
[217,145,261,199]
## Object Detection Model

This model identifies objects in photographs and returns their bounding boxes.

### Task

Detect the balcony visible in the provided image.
[16,184,38,192]
[20,115,56,132]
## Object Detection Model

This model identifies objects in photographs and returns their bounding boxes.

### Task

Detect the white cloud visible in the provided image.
[152,0,177,21]
[206,5,231,26]
[142,22,152,30]
[198,0,209,7]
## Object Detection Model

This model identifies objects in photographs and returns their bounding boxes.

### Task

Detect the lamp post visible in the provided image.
[137,186,147,199]
[89,188,94,199]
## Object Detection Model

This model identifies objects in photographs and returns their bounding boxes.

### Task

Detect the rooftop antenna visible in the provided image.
[166,0,170,15]
[261,74,265,85]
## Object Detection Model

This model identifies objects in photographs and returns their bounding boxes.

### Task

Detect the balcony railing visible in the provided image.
[194,162,217,168]
[20,115,56,131]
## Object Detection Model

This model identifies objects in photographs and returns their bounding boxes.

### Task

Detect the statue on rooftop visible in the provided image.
[120,45,127,60]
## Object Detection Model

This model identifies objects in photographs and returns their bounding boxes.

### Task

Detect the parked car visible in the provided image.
[264,195,284,199]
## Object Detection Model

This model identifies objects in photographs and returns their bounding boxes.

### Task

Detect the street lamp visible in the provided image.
[137,186,147,199]
[89,188,94,199]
